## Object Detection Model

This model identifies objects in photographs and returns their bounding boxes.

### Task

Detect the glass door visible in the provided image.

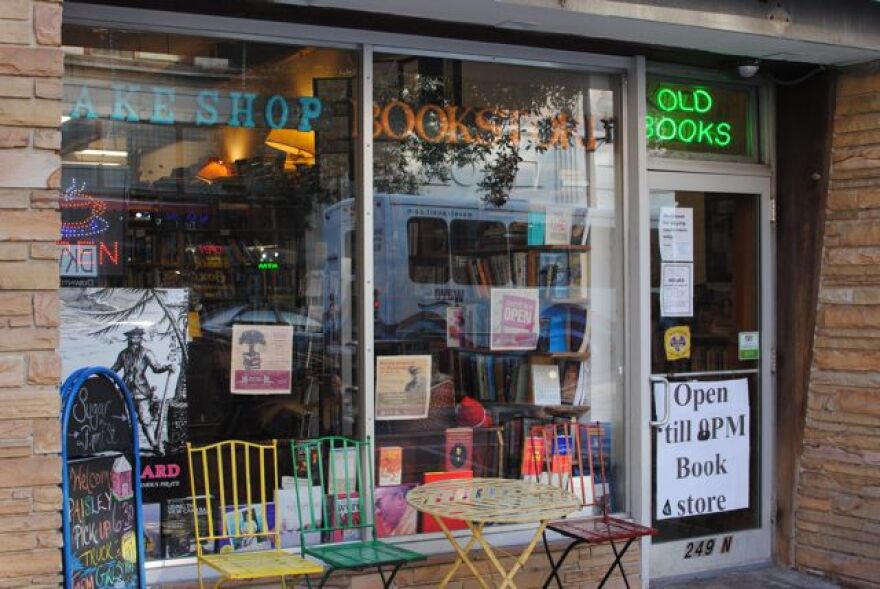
[647,171,773,577]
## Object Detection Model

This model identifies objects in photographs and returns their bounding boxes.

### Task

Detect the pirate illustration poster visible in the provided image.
[60,288,189,456]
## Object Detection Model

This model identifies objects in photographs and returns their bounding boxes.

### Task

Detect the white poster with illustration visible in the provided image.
[60,288,189,456]
[490,288,540,351]
[375,355,431,420]
[230,324,293,395]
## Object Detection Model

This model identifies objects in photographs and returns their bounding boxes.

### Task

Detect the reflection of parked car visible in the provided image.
[200,305,321,340]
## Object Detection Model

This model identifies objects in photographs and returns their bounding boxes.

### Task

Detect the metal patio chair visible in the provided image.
[186,439,323,589]
[291,436,426,589]
[530,421,658,589]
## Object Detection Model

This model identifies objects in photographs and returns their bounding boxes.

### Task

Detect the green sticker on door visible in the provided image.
[738,332,759,360]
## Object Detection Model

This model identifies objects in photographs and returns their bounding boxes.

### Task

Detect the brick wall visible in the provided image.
[0,0,64,587]
[797,62,880,588]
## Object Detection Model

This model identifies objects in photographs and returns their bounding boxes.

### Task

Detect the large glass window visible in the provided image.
[59,27,358,561]
[372,53,625,537]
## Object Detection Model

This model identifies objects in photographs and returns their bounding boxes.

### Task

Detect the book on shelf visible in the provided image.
[545,207,573,245]
[521,435,546,478]
[456,351,528,403]
[421,470,473,533]
[530,360,562,405]
[375,485,417,538]
[276,482,322,547]
[445,427,474,472]
[378,446,402,486]
[560,362,580,405]
[528,211,546,245]
[328,446,358,495]
[214,502,275,553]
[326,492,361,542]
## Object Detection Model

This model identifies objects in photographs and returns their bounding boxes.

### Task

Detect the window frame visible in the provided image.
[62,3,643,576]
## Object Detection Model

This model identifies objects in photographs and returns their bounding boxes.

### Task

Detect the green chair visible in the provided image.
[291,436,425,589]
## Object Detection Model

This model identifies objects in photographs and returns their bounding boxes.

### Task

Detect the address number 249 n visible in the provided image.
[684,536,733,559]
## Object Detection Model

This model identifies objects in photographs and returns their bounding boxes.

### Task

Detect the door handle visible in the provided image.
[649,375,670,427]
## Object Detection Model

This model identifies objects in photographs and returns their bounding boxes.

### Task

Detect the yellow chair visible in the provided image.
[186,440,323,589]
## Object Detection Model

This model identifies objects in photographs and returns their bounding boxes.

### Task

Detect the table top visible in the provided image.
[406,477,580,524]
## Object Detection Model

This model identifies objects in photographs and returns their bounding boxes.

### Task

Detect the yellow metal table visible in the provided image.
[407,477,580,589]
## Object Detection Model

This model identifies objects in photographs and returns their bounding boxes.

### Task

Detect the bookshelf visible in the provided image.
[448,238,592,412]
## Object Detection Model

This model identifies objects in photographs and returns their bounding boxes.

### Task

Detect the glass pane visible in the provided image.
[59,26,359,561]
[650,190,761,541]
[407,217,450,284]
[372,53,624,538]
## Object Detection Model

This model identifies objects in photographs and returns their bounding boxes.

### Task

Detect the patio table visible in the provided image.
[407,477,580,589]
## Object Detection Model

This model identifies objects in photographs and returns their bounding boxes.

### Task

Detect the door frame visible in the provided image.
[643,170,776,579]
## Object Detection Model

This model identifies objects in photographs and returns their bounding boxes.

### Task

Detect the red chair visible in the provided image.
[528,421,658,589]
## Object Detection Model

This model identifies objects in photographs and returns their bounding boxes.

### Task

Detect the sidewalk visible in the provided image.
[652,564,839,588]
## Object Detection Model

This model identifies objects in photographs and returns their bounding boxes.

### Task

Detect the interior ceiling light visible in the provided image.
[76,149,128,158]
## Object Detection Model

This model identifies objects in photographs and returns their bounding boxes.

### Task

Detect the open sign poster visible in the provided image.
[490,288,540,351]
[375,355,432,420]
[231,324,293,395]
[653,378,750,520]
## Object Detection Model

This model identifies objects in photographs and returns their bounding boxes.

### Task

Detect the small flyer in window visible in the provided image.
[375,355,432,420]
[660,262,694,318]
[490,288,540,351]
[545,207,573,245]
[658,207,694,262]
[446,306,464,348]
[230,324,293,394]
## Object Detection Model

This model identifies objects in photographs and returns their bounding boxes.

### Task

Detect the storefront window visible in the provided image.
[59,27,358,561]
[372,53,625,537]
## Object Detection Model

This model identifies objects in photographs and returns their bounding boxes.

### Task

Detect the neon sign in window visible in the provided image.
[646,78,755,159]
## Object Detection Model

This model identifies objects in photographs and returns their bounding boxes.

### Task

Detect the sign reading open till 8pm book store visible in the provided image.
[653,378,750,520]
[61,367,146,589]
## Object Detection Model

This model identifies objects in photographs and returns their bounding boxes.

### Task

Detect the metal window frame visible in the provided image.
[63,2,644,579]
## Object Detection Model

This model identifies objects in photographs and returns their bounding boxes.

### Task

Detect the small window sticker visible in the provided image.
[738,332,760,360]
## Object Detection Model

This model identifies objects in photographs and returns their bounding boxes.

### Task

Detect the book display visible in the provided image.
[376,198,598,510]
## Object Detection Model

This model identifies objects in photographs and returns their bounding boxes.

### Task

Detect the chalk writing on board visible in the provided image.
[68,455,138,589]
[67,376,130,458]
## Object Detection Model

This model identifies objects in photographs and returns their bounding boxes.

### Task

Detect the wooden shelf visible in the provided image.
[513,244,592,252]
[455,349,590,360]
[533,351,591,360]
[547,296,590,305]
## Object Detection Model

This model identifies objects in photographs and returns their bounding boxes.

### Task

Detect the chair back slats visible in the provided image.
[529,421,606,517]
[185,440,281,555]
[291,436,376,548]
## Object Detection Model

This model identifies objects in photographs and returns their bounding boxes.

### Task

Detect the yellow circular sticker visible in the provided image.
[664,325,691,361]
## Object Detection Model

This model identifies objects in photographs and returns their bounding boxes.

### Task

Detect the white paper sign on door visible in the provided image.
[658,207,693,262]
[654,378,750,520]
[660,262,693,317]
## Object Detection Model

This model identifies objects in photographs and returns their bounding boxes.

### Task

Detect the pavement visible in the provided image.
[651,564,839,588]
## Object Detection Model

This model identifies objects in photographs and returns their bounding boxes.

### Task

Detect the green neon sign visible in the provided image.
[646,84,737,150]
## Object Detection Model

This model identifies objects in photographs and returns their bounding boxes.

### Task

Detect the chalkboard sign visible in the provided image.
[62,367,146,589]
[66,374,132,459]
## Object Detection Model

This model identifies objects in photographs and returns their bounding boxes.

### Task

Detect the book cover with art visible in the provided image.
[163,497,214,558]
[375,485,417,538]
[378,446,403,486]
[276,483,322,547]
[327,492,361,542]
[214,503,275,553]
[521,436,546,477]
[142,502,162,560]
[445,427,473,472]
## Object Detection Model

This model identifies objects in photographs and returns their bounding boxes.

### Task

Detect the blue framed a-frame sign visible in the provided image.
[61,366,147,589]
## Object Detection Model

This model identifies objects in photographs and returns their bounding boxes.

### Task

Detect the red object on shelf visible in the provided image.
[421,470,473,533]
